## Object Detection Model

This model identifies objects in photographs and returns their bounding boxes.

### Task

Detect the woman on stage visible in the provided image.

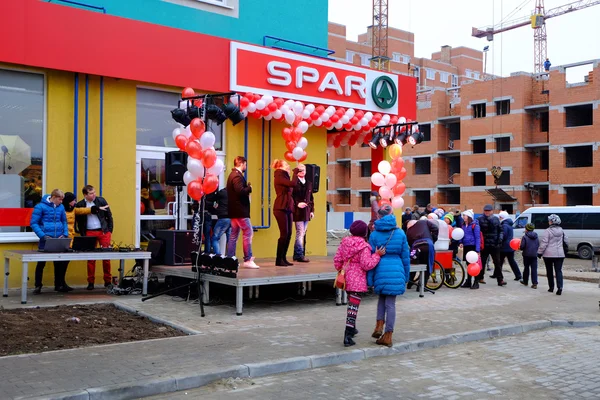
[272,159,298,266]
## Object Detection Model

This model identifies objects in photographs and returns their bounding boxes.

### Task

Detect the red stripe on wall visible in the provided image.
[0,0,230,92]
[0,208,34,227]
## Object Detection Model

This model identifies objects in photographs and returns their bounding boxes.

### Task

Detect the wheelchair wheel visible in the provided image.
[424,261,445,291]
[443,258,466,289]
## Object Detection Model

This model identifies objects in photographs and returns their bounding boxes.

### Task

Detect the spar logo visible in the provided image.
[371,76,397,110]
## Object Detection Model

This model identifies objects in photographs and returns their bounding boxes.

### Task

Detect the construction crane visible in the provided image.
[371,0,390,71]
[472,0,600,73]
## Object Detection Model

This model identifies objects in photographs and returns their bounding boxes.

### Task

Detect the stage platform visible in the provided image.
[148,256,426,315]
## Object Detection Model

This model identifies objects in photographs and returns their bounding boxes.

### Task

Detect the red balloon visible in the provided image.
[350,117,359,125]
[285,141,296,152]
[396,167,407,181]
[391,157,405,172]
[284,151,295,162]
[448,226,453,239]
[202,174,219,195]
[390,115,399,124]
[343,123,353,130]
[188,180,204,201]
[185,140,203,159]
[298,151,308,162]
[202,148,217,169]
[510,238,521,251]
[373,113,382,120]
[348,135,357,147]
[310,112,320,121]
[369,119,378,127]
[379,199,391,207]
[282,128,293,142]
[355,110,364,119]
[182,87,195,99]
[315,105,325,114]
[261,108,270,116]
[268,102,278,112]
[467,263,481,277]
[190,118,206,138]
[240,97,250,108]
[363,135,371,145]
[293,128,303,141]
[140,202,145,214]
[193,99,203,108]
[393,182,406,196]
[175,134,188,151]
[252,111,262,119]
[274,98,285,106]
[330,115,340,123]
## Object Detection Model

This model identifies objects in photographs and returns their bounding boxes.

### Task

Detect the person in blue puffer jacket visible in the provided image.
[30,189,69,294]
[460,210,481,289]
[499,211,522,281]
[367,204,411,348]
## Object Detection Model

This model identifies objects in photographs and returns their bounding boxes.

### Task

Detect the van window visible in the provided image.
[531,212,582,230]
[582,213,600,230]
[531,213,550,230]
[514,216,528,229]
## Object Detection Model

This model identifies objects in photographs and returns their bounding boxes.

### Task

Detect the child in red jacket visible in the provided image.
[334,220,385,347]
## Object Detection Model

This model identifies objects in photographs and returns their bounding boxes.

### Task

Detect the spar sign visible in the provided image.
[230,42,399,114]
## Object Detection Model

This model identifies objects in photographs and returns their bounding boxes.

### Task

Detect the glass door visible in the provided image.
[136,149,189,247]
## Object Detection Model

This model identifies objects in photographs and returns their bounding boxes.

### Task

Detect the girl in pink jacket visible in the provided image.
[334,220,385,347]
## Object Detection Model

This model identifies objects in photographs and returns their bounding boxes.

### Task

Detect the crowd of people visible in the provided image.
[334,201,569,348]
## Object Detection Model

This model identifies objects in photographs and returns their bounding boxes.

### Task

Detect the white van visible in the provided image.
[513,206,600,259]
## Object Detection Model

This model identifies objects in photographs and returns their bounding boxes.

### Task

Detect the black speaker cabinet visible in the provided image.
[155,230,196,265]
[165,151,188,186]
[305,164,320,193]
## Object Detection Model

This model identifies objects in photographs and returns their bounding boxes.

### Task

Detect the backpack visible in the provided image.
[472,223,484,250]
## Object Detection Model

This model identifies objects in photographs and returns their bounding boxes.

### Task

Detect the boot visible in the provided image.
[275,242,287,267]
[371,320,385,338]
[376,331,393,347]
[282,238,293,266]
[471,280,479,290]
[461,278,471,289]
[344,327,356,347]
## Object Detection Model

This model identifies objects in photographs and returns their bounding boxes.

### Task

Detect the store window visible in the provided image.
[136,88,223,151]
[0,69,45,237]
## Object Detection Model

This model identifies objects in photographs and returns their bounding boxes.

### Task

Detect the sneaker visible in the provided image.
[520,280,528,286]
[242,258,260,269]
[498,280,507,287]
[531,284,537,289]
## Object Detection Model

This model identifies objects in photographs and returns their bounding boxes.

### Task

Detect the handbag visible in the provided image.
[562,233,569,255]
[334,259,350,290]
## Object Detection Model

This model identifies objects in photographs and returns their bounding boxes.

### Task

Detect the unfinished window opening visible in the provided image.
[495,100,510,115]
[565,145,593,168]
[540,150,549,170]
[360,192,371,208]
[540,111,549,132]
[448,123,461,140]
[565,104,593,127]
[472,103,486,119]
[445,189,460,205]
[566,187,593,206]
[419,124,431,142]
[472,139,486,154]
[497,171,510,186]
[337,190,351,205]
[414,190,431,207]
[472,171,486,186]
[499,204,514,214]
[360,161,372,177]
[495,137,510,152]
[538,186,549,204]
[415,157,431,175]
[448,157,460,176]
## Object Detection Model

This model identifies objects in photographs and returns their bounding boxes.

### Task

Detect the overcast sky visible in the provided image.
[328,0,600,82]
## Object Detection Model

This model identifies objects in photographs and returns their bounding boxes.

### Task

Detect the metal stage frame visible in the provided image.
[148,256,427,315]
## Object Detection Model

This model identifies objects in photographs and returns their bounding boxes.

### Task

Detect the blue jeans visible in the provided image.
[293,221,309,259]
[226,218,253,261]
[211,218,231,255]
[376,295,396,333]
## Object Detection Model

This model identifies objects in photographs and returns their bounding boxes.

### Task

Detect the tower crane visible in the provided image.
[472,0,600,73]
[371,0,390,71]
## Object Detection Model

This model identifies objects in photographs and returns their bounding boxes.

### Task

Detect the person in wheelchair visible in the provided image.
[406,219,439,289]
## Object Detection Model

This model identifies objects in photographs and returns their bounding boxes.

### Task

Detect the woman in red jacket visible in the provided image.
[272,159,298,266]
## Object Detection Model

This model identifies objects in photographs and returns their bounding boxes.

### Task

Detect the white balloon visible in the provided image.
[298,137,308,149]
[255,99,266,110]
[353,124,361,130]
[314,119,323,126]
[200,131,216,148]
[230,96,239,106]
[364,112,373,120]
[346,108,355,117]
[285,111,296,125]
[301,109,311,119]
[320,113,330,122]
[172,128,182,140]
[262,95,273,104]
[379,186,392,199]
[340,115,350,124]
[241,110,248,118]
[398,116,407,124]
[273,110,282,119]
[451,227,465,241]
[384,173,397,188]
[378,160,392,175]
[280,105,290,114]
[292,146,304,160]
[466,250,479,264]
[298,121,309,133]
[207,158,224,176]
[334,121,343,130]
[179,100,190,109]
[187,158,205,178]
[382,114,391,124]
[305,104,315,113]
[183,171,194,185]
[293,101,304,116]
[284,99,295,107]
[371,172,385,187]
[247,103,256,112]
[182,126,192,138]
[391,195,404,209]
[360,117,368,126]
[326,106,336,116]
[264,114,273,120]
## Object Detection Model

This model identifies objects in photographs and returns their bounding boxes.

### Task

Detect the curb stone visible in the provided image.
[113,302,201,336]
[23,319,600,400]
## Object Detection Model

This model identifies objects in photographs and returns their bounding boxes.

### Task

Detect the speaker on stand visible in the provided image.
[305,164,320,193]
[165,151,188,230]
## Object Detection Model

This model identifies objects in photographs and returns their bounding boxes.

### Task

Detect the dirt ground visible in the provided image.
[0,304,184,356]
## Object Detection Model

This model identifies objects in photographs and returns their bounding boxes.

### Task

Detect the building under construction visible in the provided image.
[326,22,600,213]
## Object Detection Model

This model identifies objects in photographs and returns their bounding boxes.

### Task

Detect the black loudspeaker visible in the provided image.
[155,230,195,265]
[165,151,188,186]
[305,164,320,193]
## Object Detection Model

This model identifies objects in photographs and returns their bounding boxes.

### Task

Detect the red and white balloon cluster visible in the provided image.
[370,144,408,209]
[173,87,224,200]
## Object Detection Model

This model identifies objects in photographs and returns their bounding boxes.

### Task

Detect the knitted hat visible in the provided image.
[434,209,445,218]
[377,204,393,217]
[525,223,535,231]
[349,220,368,238]
[443,213,454,224]
[462,209,474,221]
[62,192,76,206]
[548,214,561,225]
[498,211,509,220]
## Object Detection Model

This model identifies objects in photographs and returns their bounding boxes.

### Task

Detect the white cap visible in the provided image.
[462,209,474,220]
[498,211,509,220]
[427,213,439,220]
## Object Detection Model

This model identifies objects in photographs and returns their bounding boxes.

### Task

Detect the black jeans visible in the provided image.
[500,251,522,279]
[35,261,70,288]
[479,246,502,282]
[543,257,564,290]
[522,256,538,285]
[274,209,293,258]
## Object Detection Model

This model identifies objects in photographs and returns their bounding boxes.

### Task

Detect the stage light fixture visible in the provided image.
[408,131,425,146]
[171,108,192,127]
[221,101,244,126]
[368,132,382,149]
[394,131,408,146]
